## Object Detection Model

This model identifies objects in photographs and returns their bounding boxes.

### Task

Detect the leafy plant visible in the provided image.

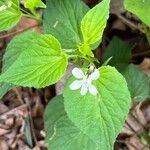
[102,36,149,101]
[0,0,134,149]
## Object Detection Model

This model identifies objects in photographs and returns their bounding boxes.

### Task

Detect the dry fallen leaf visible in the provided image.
[139,58,150,77]
[0,102,9,114]
[0,128,10,136]
[0,139,9,150]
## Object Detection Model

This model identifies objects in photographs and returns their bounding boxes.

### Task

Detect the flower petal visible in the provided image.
[89,69,100,80]
[70,80,83,90]
[72,68,84,79]
[80,81,89,96]
[89,84,98,95]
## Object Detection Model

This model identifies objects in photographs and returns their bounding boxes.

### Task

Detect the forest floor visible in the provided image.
[0,0,150,149]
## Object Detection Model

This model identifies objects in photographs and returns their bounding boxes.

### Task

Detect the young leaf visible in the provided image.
[24,0,46,12]
[81,0,110,46]
[64,66,131,150]
[124,0,150,26]
[79,44,94,57]
[43,0,89,49]
[102,36,131,71]
[121,64,149,101]
[44,95,99,150]
[0,0,22,31]
[0,32,68,88]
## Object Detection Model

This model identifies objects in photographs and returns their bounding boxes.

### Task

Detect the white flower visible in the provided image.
[0,1,12,12]
[0,5,7,11]
[70,67,100,96]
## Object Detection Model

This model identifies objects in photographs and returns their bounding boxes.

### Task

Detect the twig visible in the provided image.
[125,120,140,138]
[116,139,141,149]
[127,141,141,149]
[130,112,147,131]
[0,23,40,39]
[0,104,28,117]
[36,140,48,148]
[116,139,126,144]
[13,88,24,104]
[118,14,144,33]
[132,50,150,57]
[142,144,150,150]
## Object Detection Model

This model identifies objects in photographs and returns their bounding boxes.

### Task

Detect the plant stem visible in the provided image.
[0,23,40,39]
[63,49,76,53]
[19,7,41,21]
[118,14,144,33]
[67,55,81,59]
[12,1,41,21]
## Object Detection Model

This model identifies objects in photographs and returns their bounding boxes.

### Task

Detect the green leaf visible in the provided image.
[102,37,149,101]
[0,32,68,88]
[43,0,89,49]
[81,0,110,46]
[24,0,46,11]
[44,95,98,150]
[79,43,94,57]
[102,36,131,71]
[0,30,24,98]
[0,30,29,98]
[2,32,32,72]
[121,64,149,101]
[0,0,22,31]
[0,83,13,99]
[0,62,14,100]
[64,66,131,150]
[124,0,150,26]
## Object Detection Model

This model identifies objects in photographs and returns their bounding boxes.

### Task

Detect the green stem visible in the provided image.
[67,55,81,59]
[11,1,41,21]
[143,24,150,45]
[63,49,76,53]
[67,54,93,67]
[19,6,41,21]
[82,56,92,63]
